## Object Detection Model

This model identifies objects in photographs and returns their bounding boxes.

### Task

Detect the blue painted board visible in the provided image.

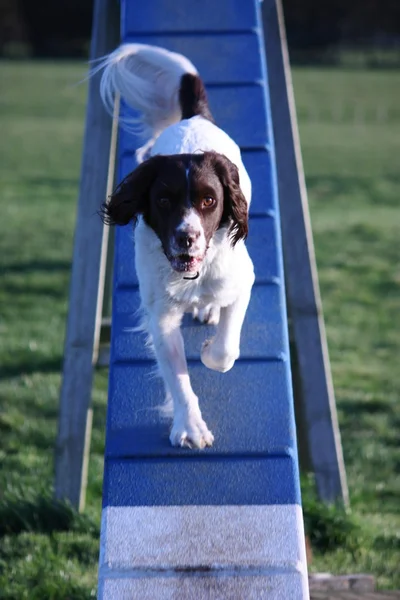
[106,360,296,458]
[119,149,275,218]
[102,0,302,519]
[114,217,279,289]
[243,150,275,216]
[119,84,269,153]
[103,456,300,507]
[122,0,258,34]
[125,34,262,84]
[111,284,286,362]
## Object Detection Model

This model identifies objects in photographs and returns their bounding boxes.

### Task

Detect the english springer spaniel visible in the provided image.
[97,44,255,449]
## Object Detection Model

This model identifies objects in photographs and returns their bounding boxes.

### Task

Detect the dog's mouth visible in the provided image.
[170,253,203,273]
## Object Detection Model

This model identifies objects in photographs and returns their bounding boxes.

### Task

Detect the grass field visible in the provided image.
[0,61,399,597]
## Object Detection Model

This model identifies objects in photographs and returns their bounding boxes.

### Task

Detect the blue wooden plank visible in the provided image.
[114,225,136,288]
[120,149,275,218]
[242,150,275,216]
[119,153,136,180]
[114,216,279,289]
[100,3,308,597]
[122,0,258,35]
[106,360,296,457]
[111,284,286,362]
[246,218,280,282]
[104,0,301,518]
[119,84,269,153]
[124,34,262,84]
[211,85,268,148]
[103,456,300,507]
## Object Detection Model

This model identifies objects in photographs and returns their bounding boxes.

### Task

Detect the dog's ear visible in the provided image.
[211,153,249,246]
[100,155,163,226]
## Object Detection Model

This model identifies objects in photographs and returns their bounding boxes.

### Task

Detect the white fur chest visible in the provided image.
[133,116,254,318]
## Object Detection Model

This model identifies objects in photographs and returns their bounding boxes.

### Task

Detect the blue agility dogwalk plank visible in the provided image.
[98,1,309,598]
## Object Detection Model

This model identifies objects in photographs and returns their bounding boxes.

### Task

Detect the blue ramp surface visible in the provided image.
[99,1,309,598]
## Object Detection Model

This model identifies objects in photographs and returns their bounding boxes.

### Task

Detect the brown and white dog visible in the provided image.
[97,44,255,449]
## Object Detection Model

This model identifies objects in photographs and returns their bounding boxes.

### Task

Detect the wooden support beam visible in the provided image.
[262,0,349,506]
[54,0,119,509]
[93,93,120,367]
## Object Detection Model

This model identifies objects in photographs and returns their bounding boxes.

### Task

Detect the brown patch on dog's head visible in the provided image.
[101,151,249,272]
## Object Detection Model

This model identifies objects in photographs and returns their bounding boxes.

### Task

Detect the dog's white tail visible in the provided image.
[94,43,198,139]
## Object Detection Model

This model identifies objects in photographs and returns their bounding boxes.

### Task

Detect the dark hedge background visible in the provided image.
[1,0,399,63]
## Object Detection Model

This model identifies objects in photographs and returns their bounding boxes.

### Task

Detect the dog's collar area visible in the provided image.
[183,271,200,280]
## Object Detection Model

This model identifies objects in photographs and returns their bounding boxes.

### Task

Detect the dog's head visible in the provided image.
[101,151,248,274]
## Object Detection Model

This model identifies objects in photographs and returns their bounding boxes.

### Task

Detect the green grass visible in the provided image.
[0,61,104,598]
[292,67,400,587]
[0,61,399,596]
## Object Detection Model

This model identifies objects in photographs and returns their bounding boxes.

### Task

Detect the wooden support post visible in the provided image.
[95,95,120,369]
[262,0,349,507]
[54,0,119,510]
[93,94,120,366]
[101,226,115,320]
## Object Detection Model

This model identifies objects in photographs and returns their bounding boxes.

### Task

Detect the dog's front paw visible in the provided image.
[192,304,220,326]
[170,410,214,449]
[201,338,239,373]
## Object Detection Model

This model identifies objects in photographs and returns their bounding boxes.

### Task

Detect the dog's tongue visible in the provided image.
[171,254,202,273]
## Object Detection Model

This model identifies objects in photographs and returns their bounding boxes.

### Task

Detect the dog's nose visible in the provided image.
[175,231,199,250]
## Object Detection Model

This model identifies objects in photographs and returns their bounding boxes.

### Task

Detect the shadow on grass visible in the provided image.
[20,428,54,452]
[24,176,79,190]
[0,495,99,537]
[0,356,62,380]
[374,533,400,552]
[2,280,69,300]
[340,398,396,416]
[301,475,363,555]
[2,260,72,275]
[306,173,400,207]
[0,417,54,452]
[0,496,99,598]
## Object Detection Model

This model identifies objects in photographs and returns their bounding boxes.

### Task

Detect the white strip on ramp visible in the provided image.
[99,504,309,599]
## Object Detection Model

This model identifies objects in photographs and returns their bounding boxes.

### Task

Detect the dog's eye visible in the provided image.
[202,196,215,208]
[157,197,170,208]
